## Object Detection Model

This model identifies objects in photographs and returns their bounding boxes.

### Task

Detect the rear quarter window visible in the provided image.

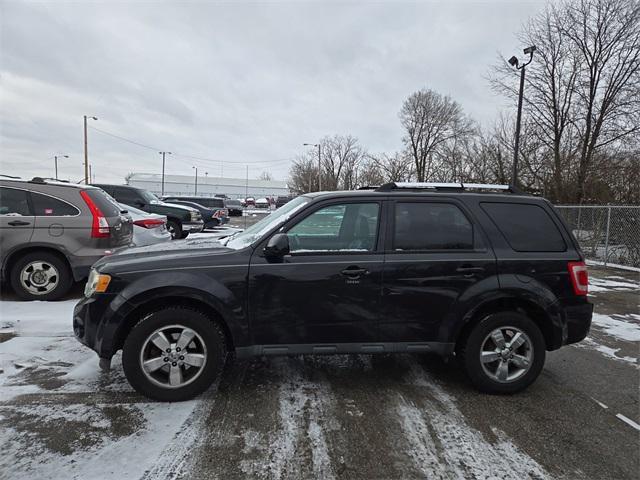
[481,202,566,252]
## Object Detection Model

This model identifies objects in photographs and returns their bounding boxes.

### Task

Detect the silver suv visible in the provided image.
[0,177,133,300]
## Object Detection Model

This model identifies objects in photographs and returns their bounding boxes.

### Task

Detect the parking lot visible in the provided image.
[0,225,638,480]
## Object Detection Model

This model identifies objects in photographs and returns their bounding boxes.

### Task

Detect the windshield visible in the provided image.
[226,196,310,250]
[140,189,161,204]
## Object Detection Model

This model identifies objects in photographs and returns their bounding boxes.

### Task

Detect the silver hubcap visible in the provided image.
[480,326,533,383]
[20,261,59,295]
[140,325,207,389]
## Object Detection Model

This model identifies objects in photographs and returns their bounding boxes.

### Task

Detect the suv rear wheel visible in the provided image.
[122,307,226,401]
[458,312,545,394]
[10,251,73,301]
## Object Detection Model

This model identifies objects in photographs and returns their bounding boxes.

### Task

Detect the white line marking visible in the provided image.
[592,398,609,409]
[616,413,640,431]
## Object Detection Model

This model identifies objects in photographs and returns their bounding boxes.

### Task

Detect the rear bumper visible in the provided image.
[562,302,594,345]
[69,245,131,281]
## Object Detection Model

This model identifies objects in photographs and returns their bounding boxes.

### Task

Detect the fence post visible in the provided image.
[604,206,611,267]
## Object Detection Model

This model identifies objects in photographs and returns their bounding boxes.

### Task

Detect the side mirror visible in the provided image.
[264,233,290,258]
[135,201,146,208]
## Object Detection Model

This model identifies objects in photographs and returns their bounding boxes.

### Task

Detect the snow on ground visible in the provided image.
[0,298,201,480]
[589,277,639,293]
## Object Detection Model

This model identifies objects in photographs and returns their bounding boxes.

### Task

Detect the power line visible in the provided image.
[88,125,296,166]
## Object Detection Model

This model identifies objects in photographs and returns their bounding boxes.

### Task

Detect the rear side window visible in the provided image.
[0,187,32,216]
[83,189,121,216]
[31,192,79,216]
[394,202,474,250]
[481,202,566,252]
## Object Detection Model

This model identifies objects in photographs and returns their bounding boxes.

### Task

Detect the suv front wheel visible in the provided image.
[458,311,545,394]
[122,307,226,401]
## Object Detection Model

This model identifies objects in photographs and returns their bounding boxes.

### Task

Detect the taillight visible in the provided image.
[568,261,588,296]
[80,190,110,238]
[133,218,165,229]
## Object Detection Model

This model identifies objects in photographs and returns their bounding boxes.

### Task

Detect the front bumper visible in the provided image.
[563,302,594,345]
[182,221,204,233]
[73,293,121,359]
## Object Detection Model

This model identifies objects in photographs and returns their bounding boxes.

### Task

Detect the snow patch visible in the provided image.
[591,313,640,342]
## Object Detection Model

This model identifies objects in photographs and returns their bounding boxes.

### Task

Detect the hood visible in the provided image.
[162,202,198,212]
[94,236,232,271]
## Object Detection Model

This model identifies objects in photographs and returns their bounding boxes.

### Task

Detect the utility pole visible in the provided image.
[508,46,535,187]
[89,165,94,183]
[303,142,322,191]
[54,155,68,179]
[244,165,249,229]
[83,115,98,184]
[159,151,171,196]
[192,166,198,195]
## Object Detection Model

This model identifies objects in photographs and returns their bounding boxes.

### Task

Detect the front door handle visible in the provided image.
[340,267,369,277]
[456,265,485,276]
[7,220,31,226]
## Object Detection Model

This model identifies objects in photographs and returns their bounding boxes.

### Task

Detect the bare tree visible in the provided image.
[320,135,367,190]
[288,156,317,194]
[257,171,273,181]
[399,89,474,181]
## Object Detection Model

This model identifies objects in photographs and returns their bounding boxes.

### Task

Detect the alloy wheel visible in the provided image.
[480,326,533,383]
[139,325,207,389]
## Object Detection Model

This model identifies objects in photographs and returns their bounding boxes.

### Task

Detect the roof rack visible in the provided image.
[375,182,526,195]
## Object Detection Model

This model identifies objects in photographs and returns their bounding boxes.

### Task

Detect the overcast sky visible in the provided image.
[1,0,545,184]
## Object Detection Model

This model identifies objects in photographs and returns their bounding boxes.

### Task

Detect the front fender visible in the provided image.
[96,270,247,358]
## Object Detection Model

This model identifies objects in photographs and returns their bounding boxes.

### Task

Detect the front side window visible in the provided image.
[394,202,474,251]
[0,187,31,216]
[288,202,380,253]
[31,192,79,216]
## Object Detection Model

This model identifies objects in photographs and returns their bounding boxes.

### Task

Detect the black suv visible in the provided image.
[93,185,203,239]
[74,183,593,401]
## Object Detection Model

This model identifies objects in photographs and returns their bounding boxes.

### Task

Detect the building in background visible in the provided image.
[127,173,289,199]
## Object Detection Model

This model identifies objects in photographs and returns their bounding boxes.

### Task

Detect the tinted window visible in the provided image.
[288,203,379,252]
[0,187,31,216]
[394,202,474,250]
[481,202,566,252]
[111,187,141,205]
[31,192,79,216]
[83,189,121,216]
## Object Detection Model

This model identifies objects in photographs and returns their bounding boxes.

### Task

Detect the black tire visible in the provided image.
[458,311,545,394]
[179,231,190,239]
[167,220,181,240]
[122,307,226,401]
[10,251,72,301]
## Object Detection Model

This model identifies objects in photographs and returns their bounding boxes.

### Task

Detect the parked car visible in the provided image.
[74,182,593,401]
[163,199,228,229]
[275,195,293,208]
[1,177,133,300]
[255,197,269,209]
[120,204,171,247]
[93,184,203,240]
[224,198,243,216]
[244,197,256,207]
[162,195,225,212]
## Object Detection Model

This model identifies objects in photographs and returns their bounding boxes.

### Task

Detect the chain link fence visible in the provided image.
[555,206,640,268]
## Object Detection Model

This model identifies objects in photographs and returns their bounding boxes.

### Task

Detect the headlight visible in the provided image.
[84,269,111,297]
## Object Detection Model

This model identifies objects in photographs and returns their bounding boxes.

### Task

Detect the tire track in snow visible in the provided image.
[396,360,549,480]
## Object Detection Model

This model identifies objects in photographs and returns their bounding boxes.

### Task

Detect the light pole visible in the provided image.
[159,151,172,196]
[83,115,98,184]
[508,46,536,187]
[303,143,321,191]
[192,166,198,195]
[53,155,69,179]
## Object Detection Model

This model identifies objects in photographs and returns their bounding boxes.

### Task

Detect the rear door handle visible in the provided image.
[340,267,369,277]
[7,220,31,226]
